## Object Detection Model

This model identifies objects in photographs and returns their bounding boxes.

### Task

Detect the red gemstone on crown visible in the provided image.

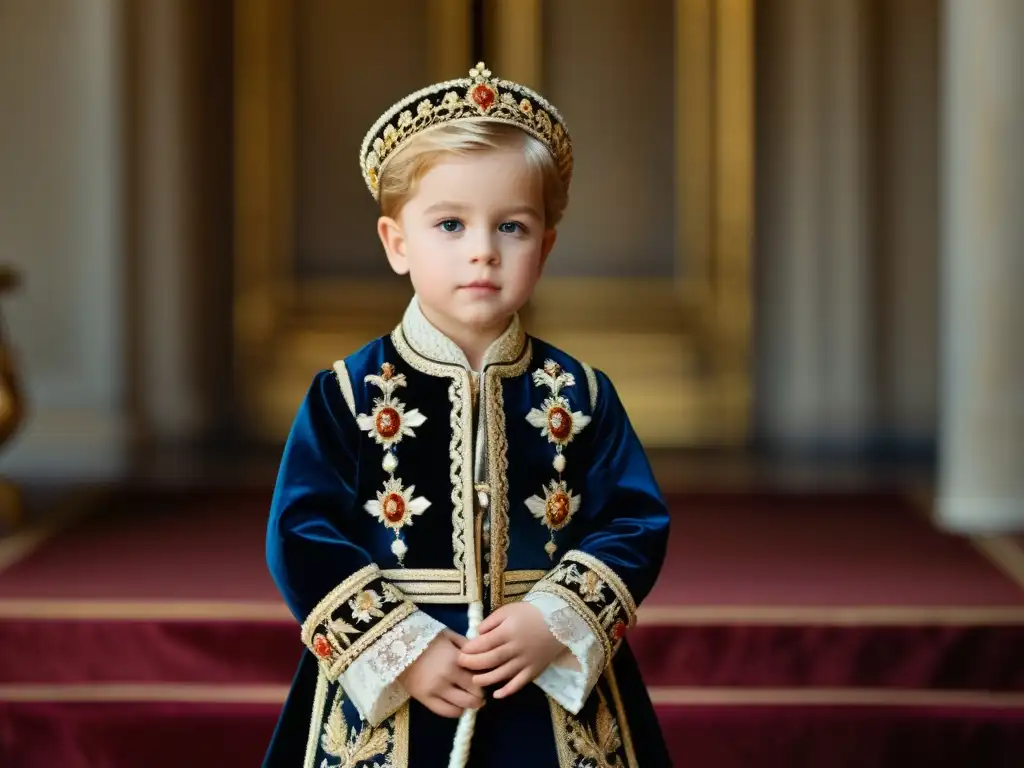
[612,621,628,640]
[470,84,496,112]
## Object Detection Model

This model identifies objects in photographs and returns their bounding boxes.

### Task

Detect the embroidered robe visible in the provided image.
[264,297,672,767]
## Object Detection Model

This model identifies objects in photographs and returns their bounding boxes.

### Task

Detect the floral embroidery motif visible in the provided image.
[348,589,385,624]
[357,362,430,565]
[553,564,624,634]
[525,480,582,553]
[555,564,607,604]
[527,360,591,460]
[356,363,427,461]
[535,551,638,660]
[328,617,360,647]
[320,689,392,768]
[363,477,431,562]
[564,690,626,768]
[526,360,590,557]
[301,565,417,681]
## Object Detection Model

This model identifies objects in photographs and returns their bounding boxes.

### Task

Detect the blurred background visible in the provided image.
[0,1,1021,766]
[1,0,1020,502]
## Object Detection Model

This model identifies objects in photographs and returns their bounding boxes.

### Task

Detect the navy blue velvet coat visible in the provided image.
[264,300,672,767]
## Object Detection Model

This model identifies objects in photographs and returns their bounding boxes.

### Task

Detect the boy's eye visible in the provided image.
[439,219,463,233]
[498,221,525,234]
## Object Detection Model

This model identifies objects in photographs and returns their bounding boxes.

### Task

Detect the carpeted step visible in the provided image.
[2,486,1023,766]
[3,613,1023,693]
[2,488,1022,692]
[2,694,1023,768]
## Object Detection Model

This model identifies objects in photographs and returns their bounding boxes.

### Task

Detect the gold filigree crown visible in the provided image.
[359,62,572,201]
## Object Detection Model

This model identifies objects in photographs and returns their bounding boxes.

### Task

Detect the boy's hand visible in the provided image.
[458,602,568,699]
[398,630,485,718]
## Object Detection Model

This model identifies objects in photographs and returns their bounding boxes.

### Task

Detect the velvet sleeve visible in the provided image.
[526,367,670,673]
[266,368,444,719]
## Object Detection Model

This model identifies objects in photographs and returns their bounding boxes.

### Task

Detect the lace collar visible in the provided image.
[398,295,527,371]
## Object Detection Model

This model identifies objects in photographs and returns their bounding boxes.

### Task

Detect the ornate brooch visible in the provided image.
[357,363,430,565]
[525,360,590,557]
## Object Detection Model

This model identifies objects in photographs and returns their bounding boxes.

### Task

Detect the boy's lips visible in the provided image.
[462,280,499,290]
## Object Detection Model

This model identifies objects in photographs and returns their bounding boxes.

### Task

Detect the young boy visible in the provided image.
[264,62,672,767]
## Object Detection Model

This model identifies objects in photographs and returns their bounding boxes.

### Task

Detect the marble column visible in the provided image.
[0,0,128,480]
[936,0,1024,532]
[755,0,874,454]
[126,0,234,451]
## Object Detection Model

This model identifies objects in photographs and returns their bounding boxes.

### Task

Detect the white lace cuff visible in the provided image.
[522,591,605,714]
[339,609,446,726]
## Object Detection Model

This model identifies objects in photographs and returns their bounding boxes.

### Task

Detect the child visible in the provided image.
[264,62,672,767]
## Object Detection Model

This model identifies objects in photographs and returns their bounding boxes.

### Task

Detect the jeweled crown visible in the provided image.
[359,62,573,201]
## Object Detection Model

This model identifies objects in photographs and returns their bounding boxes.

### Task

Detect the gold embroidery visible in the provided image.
[547,676,635,768]
[380,568,462,582]
[399,297,526,368]
[348,588,388,624]
[533,551,636,658]
[356,364,427,453]
[300,565,419,680]
[557,566,608,604]
[565,689,626,768]
[502,582,536,597]
[486,370,509,610]
[383,568,471,603]
[450,375,475,594]
[504,570,549,583]
[303,668,331,768]
[549,695,576,768]
[393,298,530,605]
[562,550,637,621]
[525,481,582,541]
[314,687,410,768]
[486,344,533,609]
[363,477,431,564]
[581,361,599,412]
[324,602,416,681]
[391,325,474,600]
[527,361,592,453]
[301,565,379,644]
[356,363,430,565]
[332,360,357,418]
[530,580,612,662]
[320,689,390,766]
[391,703,410,767]
[525,359,590,558]
[385,582,462,596]
[605,664,638,768]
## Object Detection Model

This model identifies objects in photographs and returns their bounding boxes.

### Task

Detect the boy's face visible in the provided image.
[377,145,556,343]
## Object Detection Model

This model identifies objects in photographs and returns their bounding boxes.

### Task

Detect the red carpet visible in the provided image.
[1,485,1023,766]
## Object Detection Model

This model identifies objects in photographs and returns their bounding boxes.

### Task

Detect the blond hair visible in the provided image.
[378,120,568,226]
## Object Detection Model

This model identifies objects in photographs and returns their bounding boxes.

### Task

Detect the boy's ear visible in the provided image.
[377,216,409,275]
[539,227,558,271]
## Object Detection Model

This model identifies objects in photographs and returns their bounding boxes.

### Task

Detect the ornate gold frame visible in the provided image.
[233,0,752,448]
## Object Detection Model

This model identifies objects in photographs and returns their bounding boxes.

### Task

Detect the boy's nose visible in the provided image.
[469,237,500,264]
